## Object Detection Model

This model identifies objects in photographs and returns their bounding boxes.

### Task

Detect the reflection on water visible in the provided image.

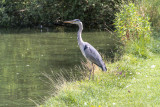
[0,30,117,107]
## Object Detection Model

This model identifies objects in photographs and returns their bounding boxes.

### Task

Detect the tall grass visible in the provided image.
[114,2,152,58]
[135,0,160,55]
[136,0,160,30]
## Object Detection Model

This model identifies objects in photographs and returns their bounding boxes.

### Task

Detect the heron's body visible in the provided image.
[64,19,107,79]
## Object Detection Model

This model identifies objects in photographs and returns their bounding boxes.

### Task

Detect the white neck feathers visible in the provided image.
[77,22,83,43]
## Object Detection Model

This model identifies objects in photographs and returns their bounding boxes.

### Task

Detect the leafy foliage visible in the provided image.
[137,0,160,30]
[0,0,122,29]
[114,3,151,58]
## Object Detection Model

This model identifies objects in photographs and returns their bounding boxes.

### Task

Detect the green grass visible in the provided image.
[39,52,160,107]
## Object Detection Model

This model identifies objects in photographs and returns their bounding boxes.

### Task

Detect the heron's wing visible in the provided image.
[84,44,102,67]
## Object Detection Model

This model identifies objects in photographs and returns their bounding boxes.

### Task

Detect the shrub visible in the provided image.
[114,3,151,58]
[0,0,122,29]
[136,0,160,30]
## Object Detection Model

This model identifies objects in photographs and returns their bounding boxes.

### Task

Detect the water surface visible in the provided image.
[0,30,117,107]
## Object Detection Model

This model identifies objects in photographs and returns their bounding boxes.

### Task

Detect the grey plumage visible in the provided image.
[83,42,107,71]
[64,19,107,79]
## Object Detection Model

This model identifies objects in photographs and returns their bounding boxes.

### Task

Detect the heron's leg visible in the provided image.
[89,68,92,80]
[88,61,92,80]
[92,63,95,80]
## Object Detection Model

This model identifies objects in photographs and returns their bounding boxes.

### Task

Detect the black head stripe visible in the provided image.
[84,45,88,51]
[75,19,80,21]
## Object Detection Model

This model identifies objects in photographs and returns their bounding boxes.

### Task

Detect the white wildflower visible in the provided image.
[84,102,87,105]
[147,85,150,89]
[151,65,156,68]
[113,103,116,105]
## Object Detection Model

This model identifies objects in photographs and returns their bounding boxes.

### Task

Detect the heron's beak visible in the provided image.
[63,21,73,24]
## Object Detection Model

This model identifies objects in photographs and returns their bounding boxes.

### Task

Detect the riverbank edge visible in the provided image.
[39,51,160,106]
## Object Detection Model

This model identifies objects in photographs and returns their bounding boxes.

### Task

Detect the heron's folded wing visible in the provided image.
[84,45,102,67]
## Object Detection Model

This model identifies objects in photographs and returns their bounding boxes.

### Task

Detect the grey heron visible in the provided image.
[64,19,107,80]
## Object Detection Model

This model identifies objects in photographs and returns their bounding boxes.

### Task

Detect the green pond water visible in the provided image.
[0,29,118,107]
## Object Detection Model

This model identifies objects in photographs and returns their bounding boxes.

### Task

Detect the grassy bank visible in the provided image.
[39,49,160,106]
[39,1,160,106]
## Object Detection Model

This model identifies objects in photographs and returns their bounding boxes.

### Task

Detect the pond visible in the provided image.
[0,29,118,107]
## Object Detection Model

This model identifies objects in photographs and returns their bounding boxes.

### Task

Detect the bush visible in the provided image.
[114,3,151,58]
[136,0,160,30]
[0,0,122,29]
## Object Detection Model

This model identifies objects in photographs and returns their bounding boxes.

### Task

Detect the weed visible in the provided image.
[114,3,151,58]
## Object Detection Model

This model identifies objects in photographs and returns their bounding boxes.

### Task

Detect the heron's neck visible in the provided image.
[77,22,84,44]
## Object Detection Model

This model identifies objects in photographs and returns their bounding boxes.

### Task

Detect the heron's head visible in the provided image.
[64,19,81,25]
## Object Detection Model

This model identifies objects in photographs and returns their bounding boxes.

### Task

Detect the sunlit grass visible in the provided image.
[39,51,160,107]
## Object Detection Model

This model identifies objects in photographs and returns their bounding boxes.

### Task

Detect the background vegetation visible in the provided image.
[137,0,160,30]
[0,0,122,29]
[114,3,151,58]
[0,0,159,30]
